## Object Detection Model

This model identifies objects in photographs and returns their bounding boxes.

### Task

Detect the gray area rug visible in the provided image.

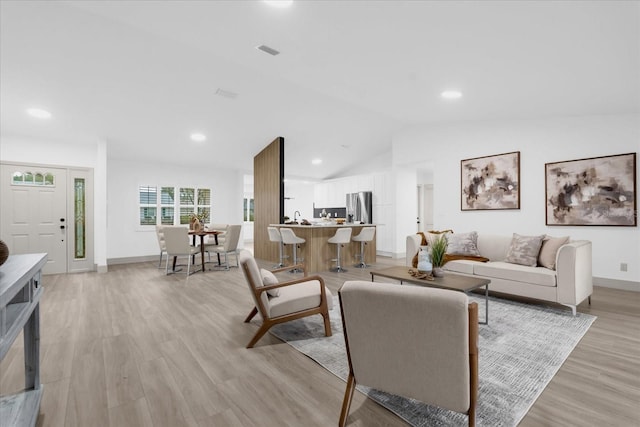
[269,294,596,427]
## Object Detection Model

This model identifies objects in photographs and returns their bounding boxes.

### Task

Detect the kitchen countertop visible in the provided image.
[271,222,376,227]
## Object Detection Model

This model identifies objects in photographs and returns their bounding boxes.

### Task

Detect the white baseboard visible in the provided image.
[108,255,157,265]
[594,276,640,292]
[376,251,404,259]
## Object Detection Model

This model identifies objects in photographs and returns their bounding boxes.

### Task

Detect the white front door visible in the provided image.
[1,164,68,274]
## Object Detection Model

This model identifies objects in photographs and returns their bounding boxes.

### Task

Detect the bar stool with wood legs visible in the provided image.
[279,228,305,273]
[352,227,376,268]
[328,228,352,272]
[267,226,288,268]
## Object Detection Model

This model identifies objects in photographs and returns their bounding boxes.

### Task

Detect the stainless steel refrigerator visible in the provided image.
[346,191,373,224]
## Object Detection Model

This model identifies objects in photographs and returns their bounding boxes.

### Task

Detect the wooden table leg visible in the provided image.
[200,235,206,272]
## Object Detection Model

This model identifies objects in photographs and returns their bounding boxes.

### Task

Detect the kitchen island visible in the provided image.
[270,223,376,272]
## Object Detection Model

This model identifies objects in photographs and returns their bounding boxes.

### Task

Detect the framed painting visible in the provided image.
[545,152,637,226]
[461,151,520,210]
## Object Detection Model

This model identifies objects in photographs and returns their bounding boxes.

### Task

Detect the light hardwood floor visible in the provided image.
[1,253,638,427]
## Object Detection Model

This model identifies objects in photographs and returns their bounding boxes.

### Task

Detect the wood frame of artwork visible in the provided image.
[545,152,637,226]
[461,151,520,211]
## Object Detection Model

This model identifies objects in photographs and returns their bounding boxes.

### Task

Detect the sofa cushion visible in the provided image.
[260,268,280,297]
[538,235,570,270]
[426,229,454,246]
[505,233,545,266]
[269,281,333,318]
[447,231,481,256]
[442,260,478,275]
[474,262,557,287]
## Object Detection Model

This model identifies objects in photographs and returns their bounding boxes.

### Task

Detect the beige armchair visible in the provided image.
[239,250,333,348]
[338,280,479,427]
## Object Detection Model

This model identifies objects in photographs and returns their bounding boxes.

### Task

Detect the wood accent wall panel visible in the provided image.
[253,137,284,261]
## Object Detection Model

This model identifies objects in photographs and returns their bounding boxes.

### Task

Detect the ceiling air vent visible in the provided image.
[256,44,280,56]
[215,88,238,99]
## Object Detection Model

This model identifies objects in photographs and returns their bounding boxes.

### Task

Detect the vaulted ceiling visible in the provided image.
[1,1,638,179]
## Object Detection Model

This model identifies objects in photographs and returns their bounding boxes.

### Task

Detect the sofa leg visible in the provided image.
[588,295,591,305]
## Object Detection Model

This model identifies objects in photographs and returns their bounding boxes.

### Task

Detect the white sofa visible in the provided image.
[406,233,593,315]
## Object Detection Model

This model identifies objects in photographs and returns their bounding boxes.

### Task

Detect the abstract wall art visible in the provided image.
[545,152,637,226]
[461,151,520,210]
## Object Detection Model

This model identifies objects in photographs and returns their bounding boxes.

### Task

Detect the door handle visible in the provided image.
[60,225,65,230]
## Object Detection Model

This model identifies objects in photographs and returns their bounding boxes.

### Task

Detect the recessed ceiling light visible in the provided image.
[264,0,293,8]
[26,108,52,119]
[190,133,206,142]
[311,159,322,165]
[441,90,463,99]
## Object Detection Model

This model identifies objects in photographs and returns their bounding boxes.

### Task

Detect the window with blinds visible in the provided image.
[138,185,211,226]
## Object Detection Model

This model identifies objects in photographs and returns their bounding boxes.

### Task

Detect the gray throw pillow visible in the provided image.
[446,231,481,256]
[505,233,545,267]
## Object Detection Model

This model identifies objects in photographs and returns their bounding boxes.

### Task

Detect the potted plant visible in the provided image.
[429,235,448,277]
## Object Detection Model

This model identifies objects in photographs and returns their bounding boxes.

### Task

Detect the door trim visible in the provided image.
[1,161,95,273]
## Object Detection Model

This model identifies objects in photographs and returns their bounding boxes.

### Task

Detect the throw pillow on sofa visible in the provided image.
[505,233,545,267]
[537,235,570,270]
[426,229,454,246]
[447,231,481,256]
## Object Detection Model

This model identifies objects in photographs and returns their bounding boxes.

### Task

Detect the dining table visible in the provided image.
[188,229,220,272]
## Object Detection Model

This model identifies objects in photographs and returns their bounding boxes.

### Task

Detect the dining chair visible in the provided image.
[155,225,167,268]
[206,223,228,247]
[338,280,479,427]
[205,224,241,270]
[239,250,333,348]
[162,226,200,275]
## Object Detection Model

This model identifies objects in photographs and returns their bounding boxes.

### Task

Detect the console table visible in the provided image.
[0,253,47,427]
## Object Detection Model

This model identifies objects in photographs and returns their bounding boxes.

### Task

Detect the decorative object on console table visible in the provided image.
[0,240,8,266]
[461,151,520,211]
[430,235,448,277]
[545,152,637,226]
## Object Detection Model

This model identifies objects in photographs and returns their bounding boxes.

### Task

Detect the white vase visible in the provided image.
[417,246,432,273]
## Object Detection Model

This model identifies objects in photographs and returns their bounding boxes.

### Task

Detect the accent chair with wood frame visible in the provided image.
[239,250,333,348]
[338,280,479,427]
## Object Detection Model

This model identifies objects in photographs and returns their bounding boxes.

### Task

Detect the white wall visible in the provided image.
[107,158,244,260]
[393,114,640,285]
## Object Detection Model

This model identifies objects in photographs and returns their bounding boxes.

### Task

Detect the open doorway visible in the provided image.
[416,167,434,233]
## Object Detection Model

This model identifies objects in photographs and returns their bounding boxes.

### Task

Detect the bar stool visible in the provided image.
[267,227,288,268]
[279,228,305,273]
[352,227,376,268]
[328,228,352,272]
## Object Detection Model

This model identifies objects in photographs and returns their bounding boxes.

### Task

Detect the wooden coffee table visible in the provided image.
[370,266,490,324]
